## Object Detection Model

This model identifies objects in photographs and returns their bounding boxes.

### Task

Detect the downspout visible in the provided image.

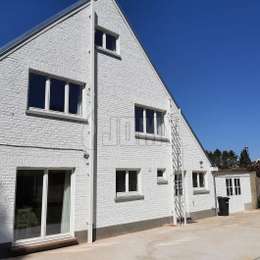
[213,172,218,216]
[88,0,96,243]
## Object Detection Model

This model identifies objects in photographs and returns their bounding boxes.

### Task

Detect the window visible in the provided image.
[234,178,241,195]
[28,73,46,109]
[116,170,139,195]
[95,28,119,54]
[175,173,183,196]
[14,169,72,241]
[106,34,117,51]
[135,105,165,136]
[49,78,65,112]
[157,169,167,184]
[226,178,241,196]
[135,107,144,132]
[156,111,164,136]
[192,172,206,189]
[226,178,233,196]
[95,29,103,47]
[28,71,83,116]
[146,109,155,134]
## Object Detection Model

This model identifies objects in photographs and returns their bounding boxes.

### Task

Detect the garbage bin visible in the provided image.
[217,196,230,216]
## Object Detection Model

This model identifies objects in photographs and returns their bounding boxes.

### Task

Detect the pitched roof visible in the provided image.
[0,0,90,58]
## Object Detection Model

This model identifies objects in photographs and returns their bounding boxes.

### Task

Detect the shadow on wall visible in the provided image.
[256,174,260,208]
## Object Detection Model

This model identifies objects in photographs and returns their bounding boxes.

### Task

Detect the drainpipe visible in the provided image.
[213,172,218,216]
[88,0,96,244]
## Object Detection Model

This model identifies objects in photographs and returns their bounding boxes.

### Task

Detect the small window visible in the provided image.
[28,73,46,109]
[116,170,139,195]
[95,29,103,47]
[192,172,206,189]
[50,78,65,112]
[157,169,167,183]
[106,34,117,51]
[234,178,241,195]
[135,107,144,132]
[175,173,183,196]
[28,71,84,117]
[226,178,233,196]
[95,28,118,53]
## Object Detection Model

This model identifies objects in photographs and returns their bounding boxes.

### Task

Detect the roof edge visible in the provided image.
[0,0,90,58]
[114,0,212,167]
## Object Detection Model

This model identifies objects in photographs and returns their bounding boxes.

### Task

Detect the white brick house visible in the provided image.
[0,0,216,256]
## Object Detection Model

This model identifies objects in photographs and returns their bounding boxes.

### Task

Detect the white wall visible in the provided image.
[94,0,215,228]
[215,173,253,214]
[94,0,173,228]
[0,5,91,243]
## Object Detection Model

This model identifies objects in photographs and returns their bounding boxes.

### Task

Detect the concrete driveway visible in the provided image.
[10,210,260,260]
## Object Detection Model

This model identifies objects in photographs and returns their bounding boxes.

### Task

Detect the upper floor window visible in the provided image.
[192,172,206,189]
[28,72,84,116]
[135,106,165,136]
[95,28,119,54]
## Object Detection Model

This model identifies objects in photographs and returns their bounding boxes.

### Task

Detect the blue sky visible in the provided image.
[0,0,259,159]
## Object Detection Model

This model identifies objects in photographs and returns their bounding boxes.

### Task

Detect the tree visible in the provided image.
[228,150,238,168]
[206,149,238,169]
[222,150,229,169]
[239,147,251,168]
[213,149,222,168]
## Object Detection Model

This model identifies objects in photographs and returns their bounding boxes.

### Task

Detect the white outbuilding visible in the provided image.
[214,169,257,214]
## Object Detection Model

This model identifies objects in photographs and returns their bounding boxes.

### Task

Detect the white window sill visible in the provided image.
[96,46,121,60]
[26,108,88,124]
[115,194,144,203]
[135,132,169,142]
[193,189,210,195]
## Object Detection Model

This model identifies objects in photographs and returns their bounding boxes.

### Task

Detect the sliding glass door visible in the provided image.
[14,169,72,242]
[46,170,71,235]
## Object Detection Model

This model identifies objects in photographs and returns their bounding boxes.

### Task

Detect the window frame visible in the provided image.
[115,169,141,197]
[134,105,166,138]
[192,171,207,190]
[95,26,120,56]
[27,70,86,122]
[13,167,75,246]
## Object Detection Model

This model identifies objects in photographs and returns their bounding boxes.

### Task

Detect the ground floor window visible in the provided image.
[226,178,241,196]
[14,169,72,241]
[174,172,183,196]
[116,169,140,196]
[234,178,241,195]
[226,178,233,196]
[192,171,206,189]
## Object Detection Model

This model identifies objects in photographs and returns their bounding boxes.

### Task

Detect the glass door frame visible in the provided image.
[13,167,75,246]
